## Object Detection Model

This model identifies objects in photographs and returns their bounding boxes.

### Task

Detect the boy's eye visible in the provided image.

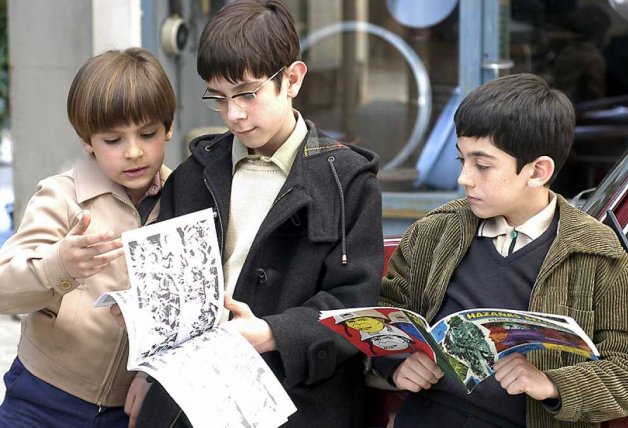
[207,96,226,102]
[141,131,157,139]
[233,92,257,101]
[455,156,464,164]
[103,138,120,144]
[475,163,489,171]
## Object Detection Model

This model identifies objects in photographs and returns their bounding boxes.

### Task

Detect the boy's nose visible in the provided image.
[457,168,472,188]
[225,99,247,122]
[125,140,144,158]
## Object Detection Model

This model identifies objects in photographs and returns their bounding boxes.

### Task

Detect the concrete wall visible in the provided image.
[9,0,92,224]
[8,0,221,224]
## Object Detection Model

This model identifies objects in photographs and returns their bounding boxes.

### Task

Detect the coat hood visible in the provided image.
[187,120,380,265]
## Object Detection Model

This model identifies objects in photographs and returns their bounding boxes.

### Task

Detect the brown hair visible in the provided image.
[197,0,300,88]
[67,48,176,143]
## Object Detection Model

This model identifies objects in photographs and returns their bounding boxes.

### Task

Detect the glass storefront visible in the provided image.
[286,0,628,207]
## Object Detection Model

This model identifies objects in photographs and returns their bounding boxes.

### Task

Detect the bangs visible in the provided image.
[83,64,173,133]
[68,49,176,141]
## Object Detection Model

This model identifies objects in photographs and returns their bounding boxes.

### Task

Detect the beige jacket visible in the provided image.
[0,154,170,407]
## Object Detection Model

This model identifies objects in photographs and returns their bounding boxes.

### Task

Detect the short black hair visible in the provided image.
[454,73,575,183]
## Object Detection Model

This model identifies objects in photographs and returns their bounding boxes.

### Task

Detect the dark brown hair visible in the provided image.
[454,73,575,183]
[197,0,300,88]
[67,48,176,143]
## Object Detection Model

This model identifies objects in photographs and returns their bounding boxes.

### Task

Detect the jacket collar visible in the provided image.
[73,154,171,204]
[432,196,624,260]
[549,194,625,259]
[189,121,379,244]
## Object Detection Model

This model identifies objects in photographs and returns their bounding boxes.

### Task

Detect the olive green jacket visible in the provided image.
[379,196,628,428]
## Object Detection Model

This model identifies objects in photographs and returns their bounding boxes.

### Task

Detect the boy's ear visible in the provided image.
[80,139,94,154]
[285,61,308,99]
[165,124,174,142]
[526,155,555,188]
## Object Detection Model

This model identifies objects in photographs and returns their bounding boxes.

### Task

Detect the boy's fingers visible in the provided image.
[92,248,125,266]
[226,296,252,318]
[109,304,126,328]
[79,231,117,248]
[110,304,121,316]
[69,210,91,236]
[92,243,124,259]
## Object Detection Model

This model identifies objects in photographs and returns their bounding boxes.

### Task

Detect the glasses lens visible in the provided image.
[202,97,226,112]
[232,93,257,110]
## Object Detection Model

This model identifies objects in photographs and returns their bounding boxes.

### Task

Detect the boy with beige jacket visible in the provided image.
[0,48,176,428]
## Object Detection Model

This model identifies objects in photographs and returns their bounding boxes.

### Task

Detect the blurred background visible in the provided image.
[1,0,627,241]
[1,0,628,403]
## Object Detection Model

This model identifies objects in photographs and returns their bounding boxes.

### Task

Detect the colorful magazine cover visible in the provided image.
[320,307,599,393]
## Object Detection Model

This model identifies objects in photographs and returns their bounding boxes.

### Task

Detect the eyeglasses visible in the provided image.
[201,66,286,112]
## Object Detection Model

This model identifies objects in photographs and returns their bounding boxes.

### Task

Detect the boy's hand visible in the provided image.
[493,353,559,400]
[392,351,444,392]
[59,210,124,280]
[224,296,277,353]
[110,304,126,329]
[125,375,152,428]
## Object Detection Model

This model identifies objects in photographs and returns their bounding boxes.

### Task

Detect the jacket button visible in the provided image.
[59,280,72,290]
[316,350,327,359]
[256,268,267,283]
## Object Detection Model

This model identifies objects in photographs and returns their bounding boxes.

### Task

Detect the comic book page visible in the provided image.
[135,325,297,428]
[95,208,224,364]
[429,308,600,392]
[321,306,599,394]
[319,307,436,358]
[95,208,297,427]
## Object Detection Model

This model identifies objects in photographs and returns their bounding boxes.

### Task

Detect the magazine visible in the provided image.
[320,306,599,393]
[94,208,296,428]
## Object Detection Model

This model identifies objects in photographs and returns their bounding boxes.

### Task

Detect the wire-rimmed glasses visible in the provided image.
[201,66,286,112]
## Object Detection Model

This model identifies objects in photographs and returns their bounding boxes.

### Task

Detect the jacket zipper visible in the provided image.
[111,193,142,225]
[272,187,294,209]
[96,194,139,406]
[95,332,127,410]
[204,178,225,256]
[169,410,183,428]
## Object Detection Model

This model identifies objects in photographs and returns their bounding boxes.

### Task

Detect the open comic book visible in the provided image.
[94,208,296,428]
[320,307,599,393]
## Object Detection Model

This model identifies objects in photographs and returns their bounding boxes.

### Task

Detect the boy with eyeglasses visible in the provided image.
[132,0,384,427]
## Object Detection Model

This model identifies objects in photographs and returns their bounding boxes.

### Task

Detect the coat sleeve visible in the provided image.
[543,254,628,423]
[0,177,81,314]
[263,172,384,388]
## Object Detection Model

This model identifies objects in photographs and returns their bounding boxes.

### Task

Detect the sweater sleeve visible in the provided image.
[0,177,81,314]
[263,172,384,388]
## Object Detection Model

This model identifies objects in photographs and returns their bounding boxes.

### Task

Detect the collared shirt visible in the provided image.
[222,110,308,308]
[132,171,161,203]
[231,110,308,175]
[478,192,557,257]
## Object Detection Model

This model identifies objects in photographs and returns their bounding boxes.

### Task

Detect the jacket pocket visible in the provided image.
[556,304,596,366]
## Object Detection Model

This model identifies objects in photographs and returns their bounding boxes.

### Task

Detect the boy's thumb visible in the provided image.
[225,296,249,318]
[224,295,236,310]
[70,210,91,236]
